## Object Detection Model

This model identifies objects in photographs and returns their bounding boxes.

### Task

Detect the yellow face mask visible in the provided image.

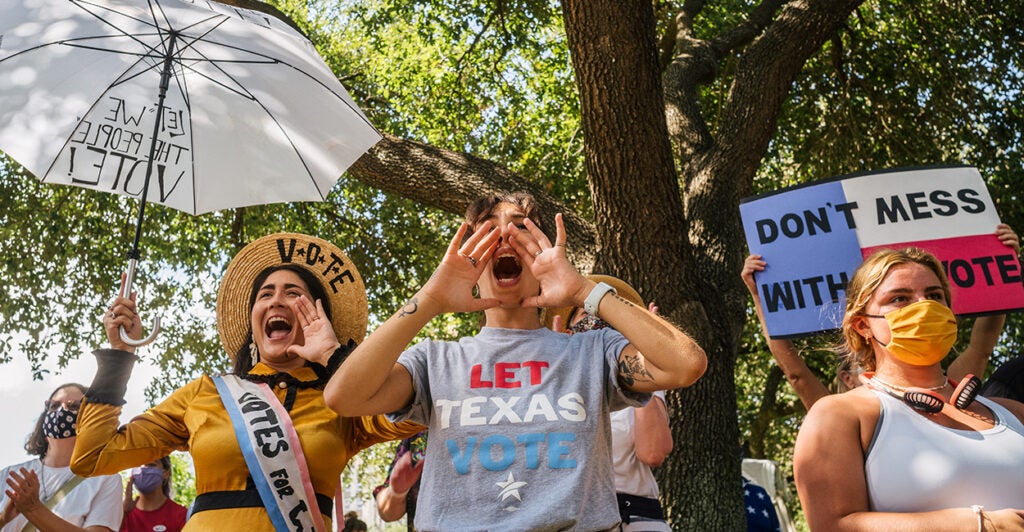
[865,300,957,367]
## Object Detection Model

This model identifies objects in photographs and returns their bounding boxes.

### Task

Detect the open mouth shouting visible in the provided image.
[492,250,523,287]
[250,269,314,366]
[265,315,293,342]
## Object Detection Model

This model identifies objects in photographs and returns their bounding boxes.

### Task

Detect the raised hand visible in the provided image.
[123,476,138,515]
[509,213,588,309]
[4,468,42,515]
[996,223,1020,254]
[287,296,341,366]
[388,450,424,496]
[103,273,143,352]
[741,254,766,295]
[419,221,502,314]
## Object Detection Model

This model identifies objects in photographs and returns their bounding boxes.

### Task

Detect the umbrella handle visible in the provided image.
[117,259,161,347]
[119,316,161,347]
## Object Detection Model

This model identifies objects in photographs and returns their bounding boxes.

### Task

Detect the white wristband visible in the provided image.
[583,282,617,318]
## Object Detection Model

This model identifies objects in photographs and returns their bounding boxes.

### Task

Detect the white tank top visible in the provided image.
[865,389,1024,511]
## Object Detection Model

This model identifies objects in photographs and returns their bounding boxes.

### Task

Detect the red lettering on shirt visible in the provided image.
[470,364,493,388]
[470,361,551,388]
[495,362,520,388]
[522,361,549,385]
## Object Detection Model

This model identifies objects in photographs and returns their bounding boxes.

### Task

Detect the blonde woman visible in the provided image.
[793,247,1024,530]
[742,223,1019,409]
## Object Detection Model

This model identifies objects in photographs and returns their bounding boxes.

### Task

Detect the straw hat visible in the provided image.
[540,274,644,330]
[216,232,368,357]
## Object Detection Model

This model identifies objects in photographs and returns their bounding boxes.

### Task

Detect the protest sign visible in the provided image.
[740,166,1023,338]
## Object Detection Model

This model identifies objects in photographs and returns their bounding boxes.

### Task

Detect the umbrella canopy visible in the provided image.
[1,0,382,346]
[0,0,381,214]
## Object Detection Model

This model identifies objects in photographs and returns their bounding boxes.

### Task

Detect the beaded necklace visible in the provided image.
[38,460,50,502]
[870,374,948,393]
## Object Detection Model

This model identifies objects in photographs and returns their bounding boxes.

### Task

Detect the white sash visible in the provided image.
[213,375,326,532]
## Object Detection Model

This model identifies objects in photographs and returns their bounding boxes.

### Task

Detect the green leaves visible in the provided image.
[3,0,1023,524]
[0,153,484,399]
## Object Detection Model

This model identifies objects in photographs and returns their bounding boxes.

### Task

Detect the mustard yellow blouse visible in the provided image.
[72,363,421,531]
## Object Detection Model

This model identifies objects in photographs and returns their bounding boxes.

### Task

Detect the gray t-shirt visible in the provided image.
[391,326,648,531]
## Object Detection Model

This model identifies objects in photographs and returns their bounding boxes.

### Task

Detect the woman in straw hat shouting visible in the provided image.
[71,233,422,531]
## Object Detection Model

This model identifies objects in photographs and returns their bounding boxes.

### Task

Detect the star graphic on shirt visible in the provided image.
[747,505,756,514]
[496,472,527,503]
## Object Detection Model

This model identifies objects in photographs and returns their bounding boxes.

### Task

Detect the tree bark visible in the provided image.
[559,0,740,528]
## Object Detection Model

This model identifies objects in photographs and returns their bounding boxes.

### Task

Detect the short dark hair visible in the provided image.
[464,192,543,232]
[25,383,87,458]
[232,264,332,375]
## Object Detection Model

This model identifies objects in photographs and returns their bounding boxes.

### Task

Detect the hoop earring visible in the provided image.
[250,341,259,367]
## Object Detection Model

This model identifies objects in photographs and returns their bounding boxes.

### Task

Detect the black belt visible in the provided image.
[191,489,333,518]
[616,493,665,523]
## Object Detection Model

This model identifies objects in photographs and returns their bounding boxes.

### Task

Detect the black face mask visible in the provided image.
[42,407,78,439]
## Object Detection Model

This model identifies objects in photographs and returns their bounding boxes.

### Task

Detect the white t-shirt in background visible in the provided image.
[0,458,123,532]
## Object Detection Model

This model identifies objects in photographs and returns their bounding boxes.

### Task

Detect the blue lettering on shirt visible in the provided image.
[446,432,577,474]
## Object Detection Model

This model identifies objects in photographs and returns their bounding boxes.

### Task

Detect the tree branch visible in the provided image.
[348,133,597,269]
[714,0,865,184]
[709,0,788,56]
[454,1,502,72]
[663,17,716,159]
[672,2,865,351]
[663,0,788,161]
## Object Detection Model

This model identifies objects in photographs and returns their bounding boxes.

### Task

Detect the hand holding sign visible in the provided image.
[740,166,1024,338]
[996,223,1021,255]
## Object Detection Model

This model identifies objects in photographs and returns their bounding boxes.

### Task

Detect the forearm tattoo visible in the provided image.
[617,352,654,388]
[613,294,638,308]
[398,297,419,318]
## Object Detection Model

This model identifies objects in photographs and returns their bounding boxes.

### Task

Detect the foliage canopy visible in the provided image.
[2,0,1022,526]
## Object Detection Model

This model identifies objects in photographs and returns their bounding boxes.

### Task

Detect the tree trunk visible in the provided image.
[560,0,744,529]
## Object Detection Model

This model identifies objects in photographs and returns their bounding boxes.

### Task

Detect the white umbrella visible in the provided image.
[0,0,382,345]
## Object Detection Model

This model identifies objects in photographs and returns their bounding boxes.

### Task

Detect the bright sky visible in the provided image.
[0,349,162,468]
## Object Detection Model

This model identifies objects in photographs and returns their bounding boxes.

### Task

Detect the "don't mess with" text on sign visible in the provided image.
[739,166,1024,338]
